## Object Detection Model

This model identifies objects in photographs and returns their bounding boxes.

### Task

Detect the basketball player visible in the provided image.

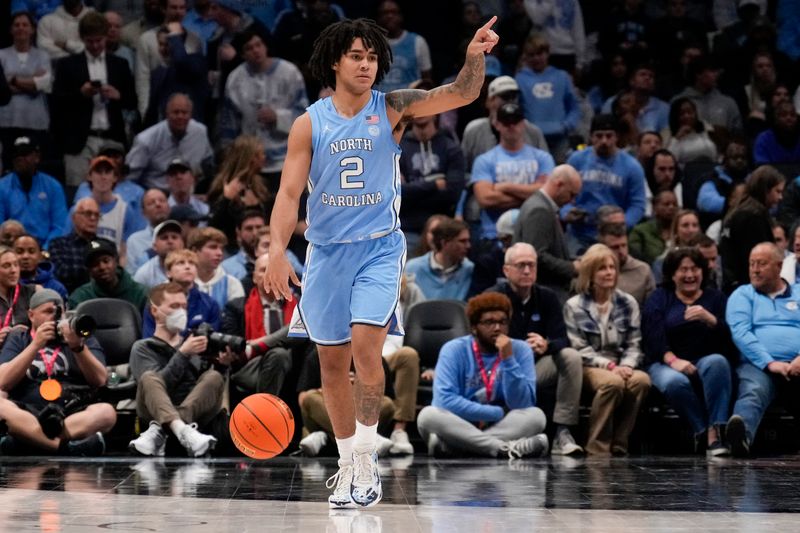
[264,17,499,509]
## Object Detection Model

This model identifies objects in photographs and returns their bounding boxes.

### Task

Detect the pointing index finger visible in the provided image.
[479,15,498,33]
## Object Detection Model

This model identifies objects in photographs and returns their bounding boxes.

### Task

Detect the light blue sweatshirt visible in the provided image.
[515,65,580,137]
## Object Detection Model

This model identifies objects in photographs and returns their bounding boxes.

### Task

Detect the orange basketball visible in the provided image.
[229,393,295,459]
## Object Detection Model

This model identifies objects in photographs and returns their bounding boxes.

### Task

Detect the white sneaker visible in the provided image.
[376,435,393,457]
[426,432,442,457]
[389,429,414,455]
[504,434,549,459]
[551,428,584,456]
[299,431,329,457]
[350,451,382,507]
[129,421,167,457]
[326,464,357,509]
[176,423,217,457]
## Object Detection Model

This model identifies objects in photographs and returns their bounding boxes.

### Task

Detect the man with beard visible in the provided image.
[697,139,750,227]
[221,209,266,281]
[416,292,549,458]
[69,238,148,311]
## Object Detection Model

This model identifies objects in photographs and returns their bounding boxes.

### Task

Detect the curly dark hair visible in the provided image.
[661,246,710,291]
[309,18,393,90]
[466,292,512,327]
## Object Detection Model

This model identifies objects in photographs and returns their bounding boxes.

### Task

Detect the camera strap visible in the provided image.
[2,284,19,328]
[31,325,63,401]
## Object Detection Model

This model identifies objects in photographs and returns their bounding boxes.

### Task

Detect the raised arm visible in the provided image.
[385,16,499,130]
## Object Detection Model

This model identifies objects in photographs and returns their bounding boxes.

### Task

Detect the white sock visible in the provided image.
[169,419,187,434]
[336,435,355,467]
[353,420,378,454]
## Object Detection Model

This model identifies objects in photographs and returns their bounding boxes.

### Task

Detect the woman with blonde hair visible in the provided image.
[207,136,273,253]
[564,244,650,455]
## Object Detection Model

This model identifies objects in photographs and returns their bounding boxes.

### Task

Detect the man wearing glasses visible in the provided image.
[416,292,549,458]
[47,197,101,293]
[486,243,584,455]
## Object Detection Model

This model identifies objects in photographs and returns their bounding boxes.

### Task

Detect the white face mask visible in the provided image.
[164,308,187,334]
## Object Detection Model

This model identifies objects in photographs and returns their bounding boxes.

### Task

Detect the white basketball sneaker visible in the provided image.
[326,464,357,509]
[350,451,382,507]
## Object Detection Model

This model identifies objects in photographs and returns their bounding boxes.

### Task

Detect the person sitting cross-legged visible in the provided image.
[417,292,549,459]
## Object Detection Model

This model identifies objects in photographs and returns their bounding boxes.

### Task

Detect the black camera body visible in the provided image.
[191,322,246,356]
[52,307,96,346]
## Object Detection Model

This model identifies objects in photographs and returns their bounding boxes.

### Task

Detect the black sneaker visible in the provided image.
[66,432,106,457]
[726,415,750,457]
[0,435,21,455]
[706,440,730,457]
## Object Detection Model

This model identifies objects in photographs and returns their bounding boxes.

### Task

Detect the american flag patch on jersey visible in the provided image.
[365,114,379,124]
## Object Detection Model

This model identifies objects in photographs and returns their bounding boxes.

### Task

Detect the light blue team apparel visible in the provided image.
[291,90,405,344]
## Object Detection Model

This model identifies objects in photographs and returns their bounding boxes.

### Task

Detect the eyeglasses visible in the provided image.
[76,210,101,219]
[478,318,509,327]
[507,261,536,271]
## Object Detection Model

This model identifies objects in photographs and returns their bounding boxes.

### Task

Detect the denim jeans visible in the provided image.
[731,362,800,443]
[648,353,732,435]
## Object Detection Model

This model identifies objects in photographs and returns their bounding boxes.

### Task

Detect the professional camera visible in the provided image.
[37,388,95,439]
[53,307,96,345]
[191,323,246,356]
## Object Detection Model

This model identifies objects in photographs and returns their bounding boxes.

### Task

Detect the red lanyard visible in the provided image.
[30,326,61,378]
[471,337,502,401]
[2,284,19,328]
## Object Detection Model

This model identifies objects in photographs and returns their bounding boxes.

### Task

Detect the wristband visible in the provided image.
[665,354,677,366]
[607,361,617,370]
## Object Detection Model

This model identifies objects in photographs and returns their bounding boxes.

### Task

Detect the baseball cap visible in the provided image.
[166,157,192,175]
[487,76,519,99]
[85,238,118,267]
[29,289,63,310]
[496,102,524,125]
[152,219,183,246]
[11,136,38,158]
[97,141,125,158]
[496,209,519,237]
[89,155,119,174]
[169,204,207,223]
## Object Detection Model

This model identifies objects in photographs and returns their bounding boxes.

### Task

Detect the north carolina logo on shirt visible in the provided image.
[787,301,798,311]
[532,82,554,99]
[368,125,380,137]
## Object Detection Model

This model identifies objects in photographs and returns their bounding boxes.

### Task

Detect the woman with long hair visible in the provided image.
[665,97,717,165]
[0,246,38,347]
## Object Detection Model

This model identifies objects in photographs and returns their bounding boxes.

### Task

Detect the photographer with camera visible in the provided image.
[129,282,232,457]
[0,289,116,456]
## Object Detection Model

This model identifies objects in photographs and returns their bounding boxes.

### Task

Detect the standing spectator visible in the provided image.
[642,247,733,456]
[597,222,655,307]
[68,238,148,311]
[52,12,136,191]
[629,190,678,265]
[472,102,555,241]
[665,97,718,166]
[515,34,580,162]
[104,11,135,72]
[126,94,214,191]
[10,1,61,22]
[514,164,582,301]
[697,139,750,228]
[674,57,743,137]
[524,0,586,73]
[406,218,474,301]
[726,243,800,457]
[399,114,465,251]
[374,0,432,92]
[0,11,53,172]
[486,242,584,455]
[417,292,549,458]
[134,219,184,290]
[47,197,99,293]
[720,165,785,293]
[220,209,266,281]
[221,30,308,180]
[120,0,162,48]
[564,244,651,456]
[165,158,209,217]
[36,0,94,61]
[14,234,67,300]
[126,189,170,275]
[563,114,646,252]
[753,101,800,165]
[183,0,218,48]
[187,227,244,310]
[0,137,67,247]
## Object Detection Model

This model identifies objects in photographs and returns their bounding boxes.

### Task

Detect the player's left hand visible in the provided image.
[467,16,499,56]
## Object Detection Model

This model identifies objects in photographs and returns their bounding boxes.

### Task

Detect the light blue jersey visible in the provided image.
[305,90,402,245]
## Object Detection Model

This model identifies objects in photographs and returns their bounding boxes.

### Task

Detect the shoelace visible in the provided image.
[352,452,375,485]
[326,465,353,496]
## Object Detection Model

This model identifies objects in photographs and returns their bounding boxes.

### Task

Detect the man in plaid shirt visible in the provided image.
[48,198,100,293]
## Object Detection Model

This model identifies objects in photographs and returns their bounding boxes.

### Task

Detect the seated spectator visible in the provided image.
[374,0,433,91]
[754,101,800,165]
[0,137,68,247]
[697,138,750,228]
[14,235,67,300]
[68,238,148,312]
[142,249,220,337]
[183,0,218,47]
[629,190,678,265]
[471,102,555,242]
[486,243,584,455]
[405,218,474,301]
[0,289,116,456]
[126,189,171,275]
[47,197,100,294]
[652,209,703,281]
[221,209,267,281]
[514,165,582,302]
[643,149,683,215]
[720,166,785,293]
[169,204,205,235]
[253,225,303,282]
[665,97,718,166]
[411,214,447,259]
[642,247,733,456]
[564,244,651,456]
[468,208,517,296]
[674,56,743,137]
[128,282,230,457]
[134,219,185,290]
[0,220,25,247]
[635,131,663,169]
[166,158,209,218]
[773,220,790,257]
[726,243,800,457]
[602,65,670,133]
[780,221,800,284]
[125,93,214,190]
[187,227,244,310]
[36,0,94,61]
[597,222,655,307]
[0,246,37,347]
[417,292,549,458]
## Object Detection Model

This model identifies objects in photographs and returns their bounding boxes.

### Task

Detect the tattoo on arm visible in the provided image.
[385,89,429,115]
[452,53,484,100]
[354,378,384,426]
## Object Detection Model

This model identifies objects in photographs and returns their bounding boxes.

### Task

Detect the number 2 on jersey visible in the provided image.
[339,156,365,189]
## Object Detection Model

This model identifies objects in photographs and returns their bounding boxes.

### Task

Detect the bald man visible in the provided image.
[513,164,582,302]
[47,197,101,293]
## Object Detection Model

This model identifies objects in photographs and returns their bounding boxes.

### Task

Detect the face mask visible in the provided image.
[164,308,187,333]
